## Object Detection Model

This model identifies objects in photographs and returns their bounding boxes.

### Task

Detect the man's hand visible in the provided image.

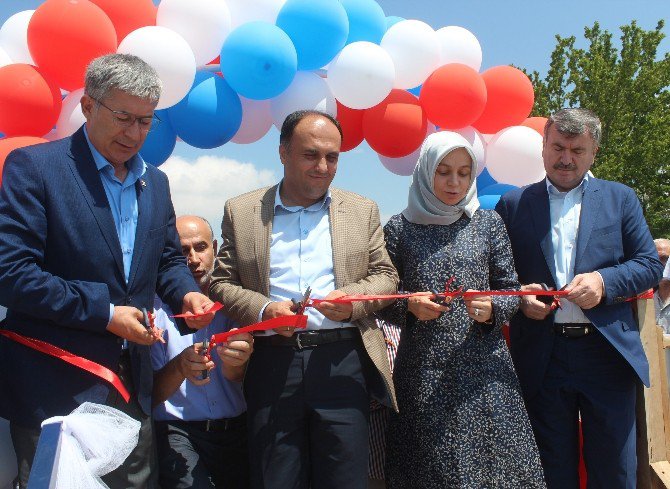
[106,306,157,345]
[263,300,297,337]
[407,293,450,321]
[565,272,604,309]
[178,343,214,386]
[313,290,353,322]
[519,284,554,320]
[182,292,215,330]
[215,330,254,368]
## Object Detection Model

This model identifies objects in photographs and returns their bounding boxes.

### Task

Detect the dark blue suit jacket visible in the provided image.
[0,127,199,428]
[496,177,662,398]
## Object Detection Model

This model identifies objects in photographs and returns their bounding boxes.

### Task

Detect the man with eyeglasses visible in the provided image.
[0,53,214,488]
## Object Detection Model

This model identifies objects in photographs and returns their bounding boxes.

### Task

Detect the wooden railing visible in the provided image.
[637,298,670,488]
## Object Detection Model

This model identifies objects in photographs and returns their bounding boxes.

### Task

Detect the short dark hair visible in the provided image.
[544,108,602,148]
[279,110,343,148]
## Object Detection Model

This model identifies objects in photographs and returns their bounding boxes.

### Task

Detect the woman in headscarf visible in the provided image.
[381,131,545,489]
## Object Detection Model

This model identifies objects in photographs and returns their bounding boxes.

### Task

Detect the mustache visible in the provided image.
[553,162,577,170]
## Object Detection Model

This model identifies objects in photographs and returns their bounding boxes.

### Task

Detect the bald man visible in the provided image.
[151,216,253,489]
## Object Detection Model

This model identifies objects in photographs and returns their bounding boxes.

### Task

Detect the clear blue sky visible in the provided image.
[1,0,668,221]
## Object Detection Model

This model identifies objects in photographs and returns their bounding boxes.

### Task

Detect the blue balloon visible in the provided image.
[385,16,404,31]
[476,168,497,192]
[168,72,242,150]
[407,84,422,97]
[276,0,349,70]
[340,0,386,45]
[479,194,502,210]
[221,22,297,100]
[139,110,176,166]
[479,183,517,196]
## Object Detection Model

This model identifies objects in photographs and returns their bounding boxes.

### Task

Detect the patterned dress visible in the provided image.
[381,210,545,489]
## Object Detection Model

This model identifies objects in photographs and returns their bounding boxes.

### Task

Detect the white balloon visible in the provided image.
[379,123,436,176]
[0,46,11,68]
[157,0,231,67]
[55,88,86,140]
[118,27,197,110]
[455,126,486,175]
[327,41,394,110]
[486,126,546,187]
[381,19,441,89]
[0,10,34,65]
[232,96,273,144]
[227,0,287,29]
[436,26,482,72]
[270,72,336,129]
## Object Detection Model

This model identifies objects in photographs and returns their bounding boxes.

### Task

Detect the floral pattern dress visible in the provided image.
[381,210,545,489]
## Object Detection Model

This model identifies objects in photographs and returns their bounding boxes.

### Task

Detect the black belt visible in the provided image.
[254,327,359,349]
[553,323,593,338]
[168,412,246,432]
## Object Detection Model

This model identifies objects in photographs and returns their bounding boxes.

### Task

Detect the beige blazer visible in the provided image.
[210,184,399,410]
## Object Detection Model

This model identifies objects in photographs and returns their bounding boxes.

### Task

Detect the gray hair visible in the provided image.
[545,108,602,148]
[85,53,162,103]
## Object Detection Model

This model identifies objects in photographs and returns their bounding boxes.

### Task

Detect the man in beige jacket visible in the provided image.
[210,110,398,489]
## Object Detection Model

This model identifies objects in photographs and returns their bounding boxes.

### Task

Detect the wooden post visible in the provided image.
[637,297,670,488]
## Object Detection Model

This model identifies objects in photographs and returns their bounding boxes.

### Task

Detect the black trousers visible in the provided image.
[10,353,157,489]
[155,414,250,489]
[244,335,373,489]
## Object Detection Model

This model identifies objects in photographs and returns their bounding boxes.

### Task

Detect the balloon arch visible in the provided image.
[0,0,549,208]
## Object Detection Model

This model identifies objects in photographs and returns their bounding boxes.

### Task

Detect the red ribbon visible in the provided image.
[309,289,571,305]
[171,301,224,318]
[206,314,308,355]
[0,330,130,402]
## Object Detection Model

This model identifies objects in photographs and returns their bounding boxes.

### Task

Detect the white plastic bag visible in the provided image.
[40,403,140,489]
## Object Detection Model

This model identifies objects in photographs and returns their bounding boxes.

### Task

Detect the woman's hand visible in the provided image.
[463,291,493,323]
[408,293,450,320]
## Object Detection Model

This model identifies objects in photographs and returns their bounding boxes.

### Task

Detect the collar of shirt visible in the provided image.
[274,181,331,214]
[83,125,146,187]
[546,172,590,198]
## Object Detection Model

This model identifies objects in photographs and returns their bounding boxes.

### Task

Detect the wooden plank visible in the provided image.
[638,298,670,463]
[651,461,670,489]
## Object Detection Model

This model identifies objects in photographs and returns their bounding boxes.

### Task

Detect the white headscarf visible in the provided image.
[402,131,480,226]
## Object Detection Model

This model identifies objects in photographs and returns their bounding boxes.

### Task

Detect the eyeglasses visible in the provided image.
[93,98,161,132]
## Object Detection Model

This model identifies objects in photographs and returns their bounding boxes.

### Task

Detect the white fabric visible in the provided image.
[41,402,140,489]
[664,259,670,280]
[402,131,480,226]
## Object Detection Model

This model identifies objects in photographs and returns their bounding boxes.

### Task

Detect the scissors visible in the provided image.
[199,338,211,381]
[141,307,155,334]
[291,286,313,315]
[537,283,565,310]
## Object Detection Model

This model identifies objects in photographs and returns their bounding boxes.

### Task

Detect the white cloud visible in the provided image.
[160,155,277,237]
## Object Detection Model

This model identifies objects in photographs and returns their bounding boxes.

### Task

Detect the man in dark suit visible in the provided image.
[0,53,214,488]
[496,108,663,488]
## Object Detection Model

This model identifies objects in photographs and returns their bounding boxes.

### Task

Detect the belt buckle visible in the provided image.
[205,419,212,432]
[295,333,304,350]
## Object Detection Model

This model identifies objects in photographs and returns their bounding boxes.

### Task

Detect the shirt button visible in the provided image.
[124,217,129,222]
[302,230,308,236]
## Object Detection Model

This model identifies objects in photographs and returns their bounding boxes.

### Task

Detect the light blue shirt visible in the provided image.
[261,183,345,332]
[84,126,146,322]
[547,174,591,323]
[151,297,246,421]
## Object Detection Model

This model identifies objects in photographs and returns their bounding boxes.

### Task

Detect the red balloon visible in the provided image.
[0,137,49,187]
[0,64,62,137]
[419,63,487,130]
[336,101,364,152]
[90,0,157,43]
[28,0,118,91]
[521,116,548,137]
[363,90,427,158]
[473,66,535,134]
